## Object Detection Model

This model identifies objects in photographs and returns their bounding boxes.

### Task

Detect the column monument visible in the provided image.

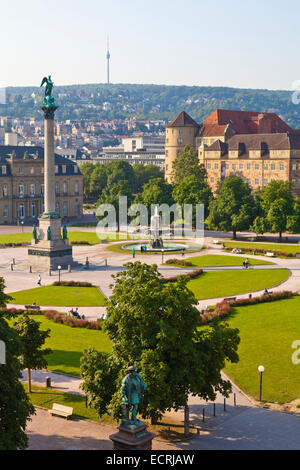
[28,76,73,270]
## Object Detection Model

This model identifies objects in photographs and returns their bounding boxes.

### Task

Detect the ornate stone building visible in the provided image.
[165,109,300,195]
[0,146,83,224]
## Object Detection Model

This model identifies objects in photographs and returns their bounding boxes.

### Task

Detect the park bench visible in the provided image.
[224,297,237,302]
[24,304,40,311]
[48,403,73,419]
[266,252,275,257]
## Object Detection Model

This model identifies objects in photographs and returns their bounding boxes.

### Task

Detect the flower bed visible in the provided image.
[165,259,193,266]
[52,281,94,287]
[200,290,297,324]
[0,307,102,330]
[224,246,298,258]
[163,269,203,283]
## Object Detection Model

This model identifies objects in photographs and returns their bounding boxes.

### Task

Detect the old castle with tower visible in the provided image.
[165,109,300,196]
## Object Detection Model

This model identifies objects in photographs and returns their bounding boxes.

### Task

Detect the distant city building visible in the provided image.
[165,110,300,195]
[5,132,18,146]
[0,146,83,224]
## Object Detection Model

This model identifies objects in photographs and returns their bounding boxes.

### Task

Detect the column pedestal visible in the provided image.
[109,422,155,451]
[28,213,73,270]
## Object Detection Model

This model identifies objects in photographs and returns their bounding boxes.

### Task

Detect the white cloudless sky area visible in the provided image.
[1,0,299,90]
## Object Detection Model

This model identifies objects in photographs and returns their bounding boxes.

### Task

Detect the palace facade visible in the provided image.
[165,109,300,195]
[0,146,83,224]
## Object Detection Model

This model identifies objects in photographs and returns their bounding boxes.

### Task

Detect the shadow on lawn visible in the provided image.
[47,350,84,375]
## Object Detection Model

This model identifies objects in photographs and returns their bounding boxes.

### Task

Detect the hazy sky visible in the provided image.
[2,0,300,90]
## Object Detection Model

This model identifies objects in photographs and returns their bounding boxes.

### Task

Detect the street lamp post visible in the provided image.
[161,248,164,264]
[58,265,62,283]
[258,365,264,401]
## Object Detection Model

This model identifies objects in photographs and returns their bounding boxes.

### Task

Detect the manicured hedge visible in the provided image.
[163,269,203,283]
[0,307,102,330]
[165,259,193,266]
[225,247,298,258]
[52,281,94,287]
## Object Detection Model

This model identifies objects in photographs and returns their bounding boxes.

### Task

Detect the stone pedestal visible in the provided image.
[28,212,73,270]
[109,422,155,450]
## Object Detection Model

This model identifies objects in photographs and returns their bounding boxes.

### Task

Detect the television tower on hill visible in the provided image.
[106,37,110,84]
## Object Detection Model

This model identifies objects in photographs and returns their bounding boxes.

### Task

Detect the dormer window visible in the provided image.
[1,165,6,175]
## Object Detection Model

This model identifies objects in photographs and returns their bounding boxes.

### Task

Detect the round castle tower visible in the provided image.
[165,111,199,182]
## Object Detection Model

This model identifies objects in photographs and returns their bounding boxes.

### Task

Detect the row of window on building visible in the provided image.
[207,162,287,171]
[1,182,79,198]
[1,164,79,175]
[2,202,80,219]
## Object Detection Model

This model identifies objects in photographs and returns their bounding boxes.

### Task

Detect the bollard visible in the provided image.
[68,264,71,273]
[29,266,32,273]
[104,258,107,267]
[49,269,51,276]
[10,264,13,271]
[46,377,51,388]
[234,393,237,406]
[224,398,227,412]
[13,258,15,265]
[213,403,216,416]
[202,408,205,422]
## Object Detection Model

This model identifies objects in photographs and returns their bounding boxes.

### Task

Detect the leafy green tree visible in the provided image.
[251,216,268,236]
[13,316,51,393]
[206,175,257,239]
[172,175,213,220]
[0,278,34,450]
[97,180,132,231]
[171,145,206,184]
[89,165,108,199]
[105,161,136,193]
[132,164,164,193]
[287,197,300,233]
[134,178,174,222]
[80,162,95,200]
[80,262,240,432]
[260,181,295,242]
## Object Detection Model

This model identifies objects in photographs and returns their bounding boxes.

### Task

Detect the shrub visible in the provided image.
[163,269,203,283]
[70,240,91,245]
[224,246,299,258]
[165,259,193,266]
[52,281,94,287]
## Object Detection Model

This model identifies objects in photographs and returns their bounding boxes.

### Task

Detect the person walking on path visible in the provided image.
[37,274,42,286]
[132,248,135,259]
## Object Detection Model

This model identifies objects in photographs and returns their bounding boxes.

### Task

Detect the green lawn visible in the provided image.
[0,231,130,246]
[25,384,113,423]
[167,254,273,267]
[187,269,289,300]
[11,315,111,376]
[8,285,106,307]
[225,241,300,255]
[224,296,300,403]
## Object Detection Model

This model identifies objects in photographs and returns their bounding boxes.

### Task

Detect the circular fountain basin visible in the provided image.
[122,242,201,252]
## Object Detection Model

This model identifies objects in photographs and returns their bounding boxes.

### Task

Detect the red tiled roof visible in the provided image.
[166,111,199,128]
[199,124,228,137]
[202,109,293,134]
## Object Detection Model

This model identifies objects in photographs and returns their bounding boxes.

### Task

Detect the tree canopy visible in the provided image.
[80,262,240,427]
[206,175,257,239]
